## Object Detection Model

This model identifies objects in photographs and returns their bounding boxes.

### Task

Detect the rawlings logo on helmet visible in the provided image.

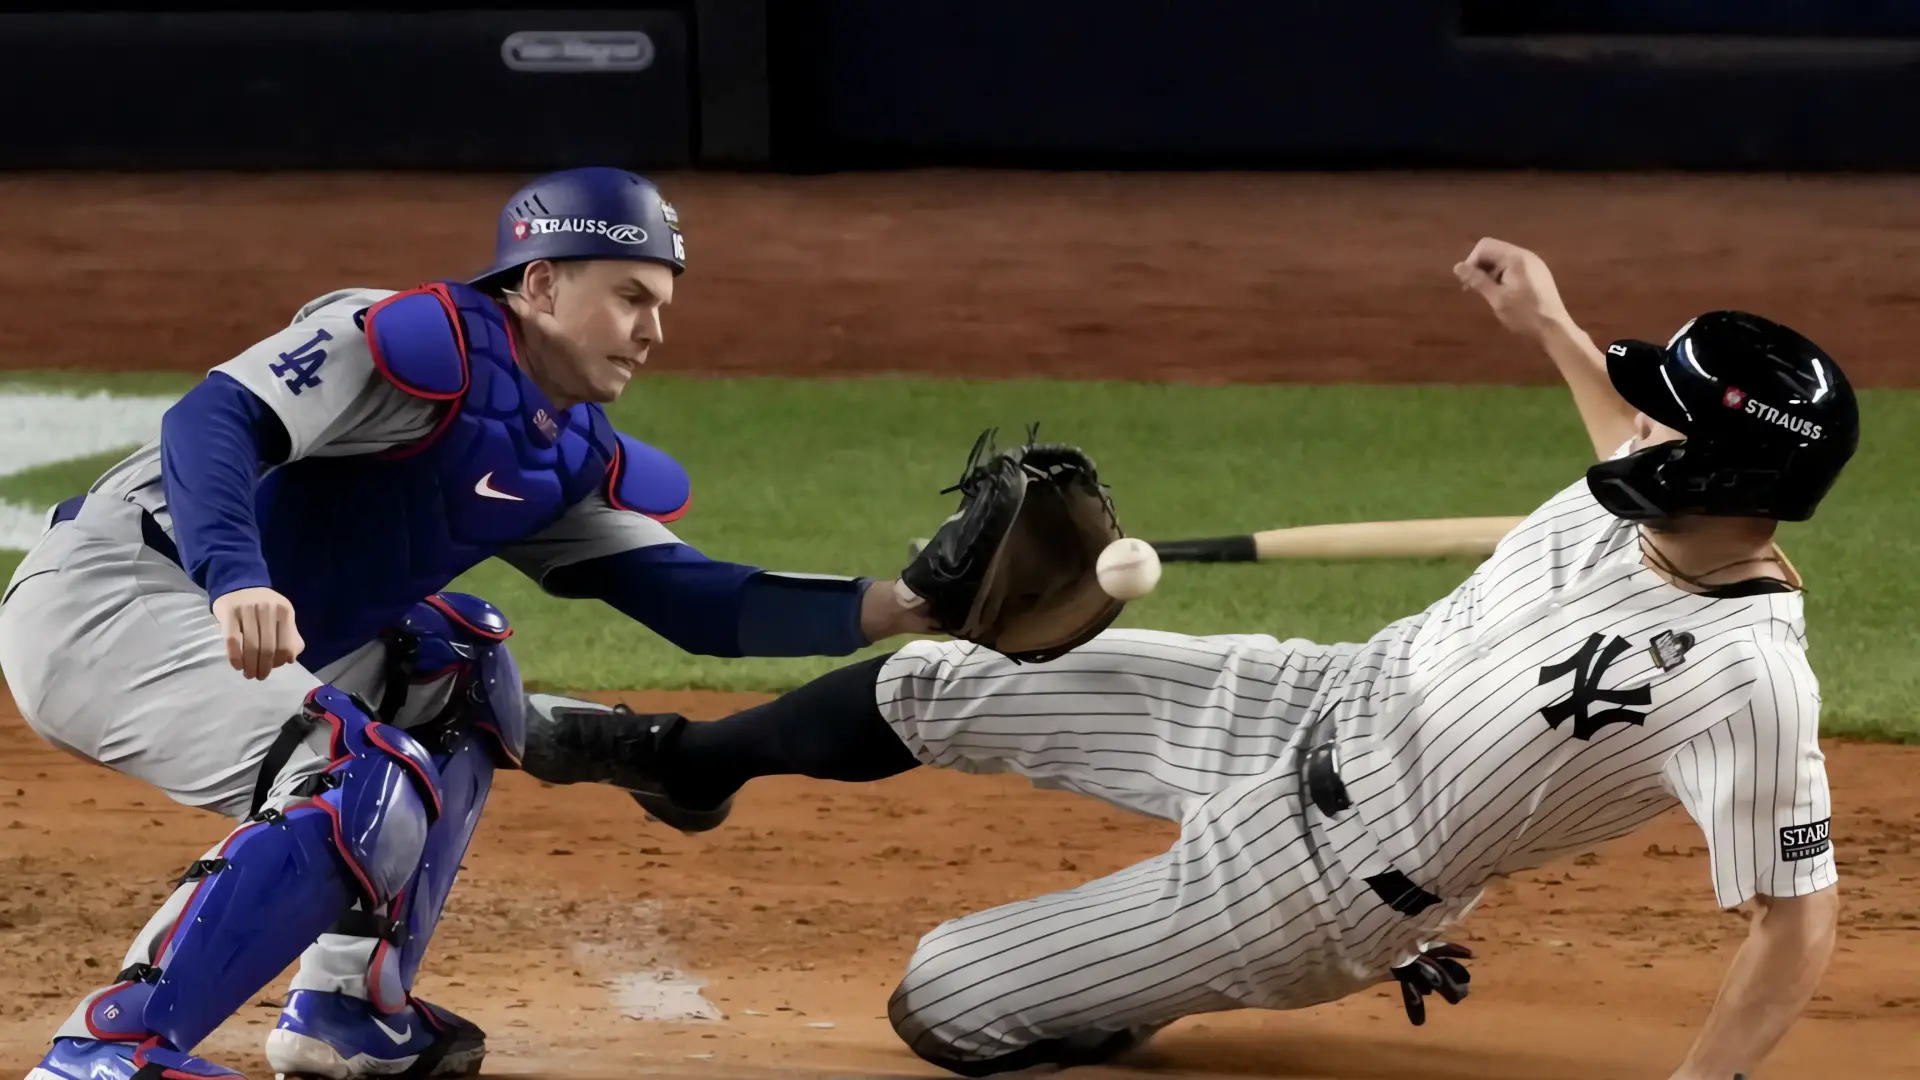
[1722,386,1747,408]
[515,217,649,245]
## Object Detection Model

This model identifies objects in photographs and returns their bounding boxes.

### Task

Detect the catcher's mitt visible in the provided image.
[900,427,1125,664]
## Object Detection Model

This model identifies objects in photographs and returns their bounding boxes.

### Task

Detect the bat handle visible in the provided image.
[1150,536,1258,563]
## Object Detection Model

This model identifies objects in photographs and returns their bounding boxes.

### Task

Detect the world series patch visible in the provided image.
[1647,629,1694,672]
[1779,818,1831,862]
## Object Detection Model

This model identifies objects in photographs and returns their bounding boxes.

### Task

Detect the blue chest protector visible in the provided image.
[254,281,690,669]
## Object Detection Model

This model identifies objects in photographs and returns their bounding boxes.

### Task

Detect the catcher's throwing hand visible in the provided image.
[1390,941,1474,1026]
[211,586,305,681]
[900,427,1126,663]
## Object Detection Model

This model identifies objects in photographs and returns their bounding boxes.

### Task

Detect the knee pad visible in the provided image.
[85,687,439,1052]
[304,685,442,901]
[363,728,495,1012]
[386,592,525,766]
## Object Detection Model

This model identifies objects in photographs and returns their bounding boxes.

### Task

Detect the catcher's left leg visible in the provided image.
[268,594,523,1080]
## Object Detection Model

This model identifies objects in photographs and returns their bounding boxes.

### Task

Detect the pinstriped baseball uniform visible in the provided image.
[875,450,1835,1063]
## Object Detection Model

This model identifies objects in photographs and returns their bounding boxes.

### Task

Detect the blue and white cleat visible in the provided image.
[266,991,485,1079]
[26,1038,243,1080]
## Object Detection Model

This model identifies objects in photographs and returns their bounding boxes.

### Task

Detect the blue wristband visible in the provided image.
[738,573,873,657]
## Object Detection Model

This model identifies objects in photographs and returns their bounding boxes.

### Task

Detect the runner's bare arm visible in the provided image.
[1534,319,1637,461]
[1667,887,1838,1080]
[1455,237,1637,460]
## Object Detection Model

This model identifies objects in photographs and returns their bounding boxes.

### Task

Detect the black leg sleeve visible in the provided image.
[666,654,919,809]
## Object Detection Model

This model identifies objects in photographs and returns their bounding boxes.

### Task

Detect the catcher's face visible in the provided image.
[513,258,673,406]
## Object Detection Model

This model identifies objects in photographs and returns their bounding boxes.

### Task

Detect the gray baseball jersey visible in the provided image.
[0,288,693,1022]
[83,288,680,587]
[2,288,686,812]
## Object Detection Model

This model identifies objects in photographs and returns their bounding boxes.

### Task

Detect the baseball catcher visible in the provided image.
[0,167,978,1080]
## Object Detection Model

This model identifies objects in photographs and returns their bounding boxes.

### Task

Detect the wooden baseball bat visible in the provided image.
[1150,515,1526,563]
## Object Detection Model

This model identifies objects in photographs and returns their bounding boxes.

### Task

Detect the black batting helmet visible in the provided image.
[1586,311,1859,523]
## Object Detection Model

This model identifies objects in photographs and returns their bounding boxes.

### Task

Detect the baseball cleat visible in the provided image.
[629,787,734,834]
[267,990,484,1079]
[522,694,733,834]
[28,1038,242,1080]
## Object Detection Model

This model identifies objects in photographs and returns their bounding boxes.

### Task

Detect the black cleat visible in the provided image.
[521,693,733,834]
[629,788,734,834]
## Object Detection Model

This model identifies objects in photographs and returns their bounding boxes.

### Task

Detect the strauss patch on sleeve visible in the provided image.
[1779,819,1832,862]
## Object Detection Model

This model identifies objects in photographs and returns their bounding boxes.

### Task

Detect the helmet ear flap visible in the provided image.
[1587,443,1681,522]
[1588,438,1826,523]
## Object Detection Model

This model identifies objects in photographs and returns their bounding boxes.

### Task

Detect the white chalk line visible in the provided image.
[0,389,177,550]
[573,924,725,1024]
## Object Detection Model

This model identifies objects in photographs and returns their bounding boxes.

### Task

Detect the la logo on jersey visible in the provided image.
[1537,633,1653,740]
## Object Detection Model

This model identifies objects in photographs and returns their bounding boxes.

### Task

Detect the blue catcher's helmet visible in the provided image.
[470,167,685,290]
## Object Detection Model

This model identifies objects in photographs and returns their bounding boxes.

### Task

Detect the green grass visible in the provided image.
[2,374,1915,739]
[0,448,140,508]
[0,371,196,397]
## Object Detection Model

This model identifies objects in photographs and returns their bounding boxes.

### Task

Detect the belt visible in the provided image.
[1301,716,1444,918]
[1305,740,1352,817]
[51,494,183,567]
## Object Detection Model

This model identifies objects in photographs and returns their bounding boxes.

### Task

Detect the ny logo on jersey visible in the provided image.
[269,328,333,396]
[1537,632,1652,740]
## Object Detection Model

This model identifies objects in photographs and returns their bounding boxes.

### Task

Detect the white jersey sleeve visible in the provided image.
[498,490,683,588]
[210,288,441,460]
[1663,636,1836,908]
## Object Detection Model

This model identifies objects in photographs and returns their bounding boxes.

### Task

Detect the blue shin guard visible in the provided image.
[367,731,495,1012]
[360,592,520,1011]
[81,687,439,1053]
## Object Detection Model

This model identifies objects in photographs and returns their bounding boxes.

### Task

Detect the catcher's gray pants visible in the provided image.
[0,497,459,1021]
[874,632,1475,1068]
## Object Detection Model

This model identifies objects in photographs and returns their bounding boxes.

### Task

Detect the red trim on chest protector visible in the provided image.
[366,283,470,460]
[605,440,692,523]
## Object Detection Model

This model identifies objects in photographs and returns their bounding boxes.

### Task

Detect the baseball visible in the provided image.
[1096,537,1161,600]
